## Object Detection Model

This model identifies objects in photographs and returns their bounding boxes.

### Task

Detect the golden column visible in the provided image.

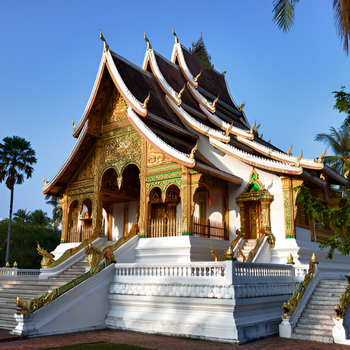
[281,177,295,238]
[59,192,69,242]
[138,139,147,237]
[93,141,103,236]
[181,166,191,234]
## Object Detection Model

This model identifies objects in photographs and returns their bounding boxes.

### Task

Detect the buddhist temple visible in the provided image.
[2,31,350,344]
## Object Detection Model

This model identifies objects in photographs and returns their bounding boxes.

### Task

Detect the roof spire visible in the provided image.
[100,30,109,52]
[287,144,293,156]
[144,32,152,50]
[172,27,179,44]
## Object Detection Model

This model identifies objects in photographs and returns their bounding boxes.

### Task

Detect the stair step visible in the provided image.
[295,321,334,330]
[294,327,332,336]
[291,333,334,343]
[299,316,333,324]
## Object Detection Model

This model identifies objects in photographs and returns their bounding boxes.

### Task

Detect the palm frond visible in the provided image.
[272,0,299,32]
[333,0,350,55]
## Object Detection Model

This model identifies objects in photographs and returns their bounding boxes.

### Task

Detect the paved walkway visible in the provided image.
[0,329,350,350]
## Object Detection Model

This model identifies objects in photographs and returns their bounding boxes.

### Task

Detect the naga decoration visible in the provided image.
[335,274,350,320]
[172,27,179,44]
[37,242,55,268]
[317,149,326,163]
[211,94,219,108]
[141,92,151,109]
[249,121,256,134]
[72,120,77,132]
[254,123,261,133]
[295,150,303,167]
[100,30,109,52]
[144,32,152,50]
[85,244,101,268]
[189,139,199,159]
[176,84,186,100]
[225,122,233,136]
[239,103,245,112]
[282,253,318,318]
[211,229,244,261]
[287,144,293,156]
[222,70,226,75]
[193,70,202,83]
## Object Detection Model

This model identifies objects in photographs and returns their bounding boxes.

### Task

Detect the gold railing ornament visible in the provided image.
[335,274,350,320]
[282,253,318,318]
[85,244,101,268]
[16,225,139,315]
[211,229,244,261]
[37,243,55,268]
[286,253,295,265]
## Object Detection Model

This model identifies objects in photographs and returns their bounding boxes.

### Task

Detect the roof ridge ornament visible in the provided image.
[144,32,152,50]
[72,120,77,132]
[176,84,186,100]
[250,121,256,134]
[345,169,349,179]
[141,92,151,109]
[268,140,271,144]
[225,122,233,136]
[193,70,202,83]
[259,131,263,138]
[172,27,179,44]
[254,123,261,133]
[189,139,199,159]
[317,149,327,163]
[287,144,293,156]
[222,70,226,75]
[43,176,47,189]
[295,150,303,167]
[100,30,109,52]
[239,103,245,112]
[211,94,219,108]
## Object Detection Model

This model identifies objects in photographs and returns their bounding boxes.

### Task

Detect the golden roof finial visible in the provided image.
[212,94,219,108]
[311,253,317,263]
[249,121,256,134]
[239,102,245,112]
[345,169,349,179]
[287,144,293,156]
[141,92,151,109]
[193,70,202,82]
[268,140,271,144]
[225,122,233,136]
[317,149,327,163]
[295,150,303,167]
[189,139,199,159]
[259,131,263,138]
[72,120,77,132]
[43,176,47,189]
[176,84,186,100]
[222,70,226,75]
[100,30,109,52]
[144,32,152,50]
[172,27,179,44]
[255,123,261,132]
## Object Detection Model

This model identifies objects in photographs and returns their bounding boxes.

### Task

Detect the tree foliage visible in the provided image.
[0,210,60,269]
[45,195,62,228]
[297,185,350,259]
[272,1,350,55]
[333,87,350,126]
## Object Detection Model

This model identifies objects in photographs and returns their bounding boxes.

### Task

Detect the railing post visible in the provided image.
[225,260,234,285]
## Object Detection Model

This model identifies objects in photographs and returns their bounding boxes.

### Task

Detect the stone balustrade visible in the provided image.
[0,268,40,278]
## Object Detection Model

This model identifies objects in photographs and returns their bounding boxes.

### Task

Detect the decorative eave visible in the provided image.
[165,96,230,143]
[195,162,242,186]
[171,43,198,89]
[73,53,106,138]
[145,49,182,106]
[199,105,253,140]
[43,121,89,194]
[127,108,196,168]
[323,165,350,187]
[106,50,148,117]
[209,137,303,175]
[236,136,324,169]
[187,82,216,113]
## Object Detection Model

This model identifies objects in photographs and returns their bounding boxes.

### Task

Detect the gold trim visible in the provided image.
[172,27,179,44]
[144,32,152,50]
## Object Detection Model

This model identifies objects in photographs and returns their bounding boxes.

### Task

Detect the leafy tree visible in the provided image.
[0,136,37,265]
[333,87,350,126]
[13,209,31,225]
[0,215,60,269]
[314,124,350,176]
[45,194,63,228]
[273,0,350,55]
[296,185,350,259]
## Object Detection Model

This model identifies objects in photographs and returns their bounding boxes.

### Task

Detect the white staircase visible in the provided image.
[237,239,257,261]
[291,280,348,343]
[0,257,89,330]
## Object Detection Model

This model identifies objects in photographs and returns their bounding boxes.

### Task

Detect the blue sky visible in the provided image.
[0,1,349,220]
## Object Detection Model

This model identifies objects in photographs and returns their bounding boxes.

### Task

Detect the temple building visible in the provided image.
[43,31,347,264]
[4,31,350,344]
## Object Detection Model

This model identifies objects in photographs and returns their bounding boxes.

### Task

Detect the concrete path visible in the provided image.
[0,329,349,349]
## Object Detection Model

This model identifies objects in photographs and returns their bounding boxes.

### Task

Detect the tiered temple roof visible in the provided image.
[44,31,349,196]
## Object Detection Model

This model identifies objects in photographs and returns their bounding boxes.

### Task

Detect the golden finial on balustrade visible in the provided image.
[311,253,317,263]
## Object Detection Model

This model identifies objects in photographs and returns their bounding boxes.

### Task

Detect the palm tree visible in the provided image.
[0,136,37,265]
[13,209,31,225]
[28,209,51,228]
[273,0,350,55]
[314,125,350,175]
[45,195,63,228]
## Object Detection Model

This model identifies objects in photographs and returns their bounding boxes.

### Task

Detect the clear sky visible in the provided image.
[0,1,349,220]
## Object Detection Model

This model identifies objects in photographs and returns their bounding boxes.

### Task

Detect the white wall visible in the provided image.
[112,203,124,241]
[208,188,222,223]
[127,201,137,233]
